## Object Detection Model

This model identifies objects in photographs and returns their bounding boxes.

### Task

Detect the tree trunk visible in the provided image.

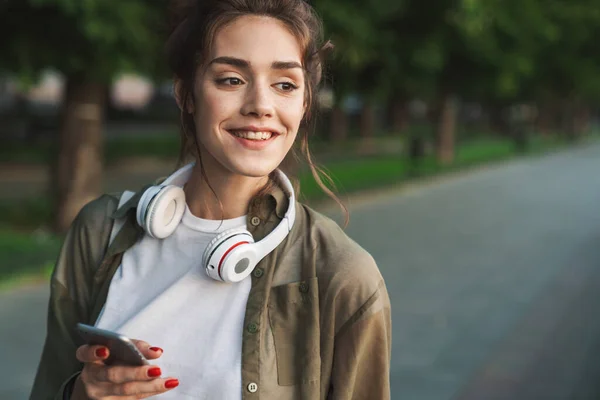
[574,104,590,136]
[436,92,457,165]
[561,99,573,140]
[487,104,510,137]
[359,102,376,154]
[52,74,106,233]
[359,102,376,138]
[535,102,554,135]
[330,105,348,143]
[564,98,590,138]
[390,98,409,134]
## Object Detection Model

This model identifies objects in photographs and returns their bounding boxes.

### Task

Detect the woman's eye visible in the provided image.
[217,77,244,86]
[275,82,299,92]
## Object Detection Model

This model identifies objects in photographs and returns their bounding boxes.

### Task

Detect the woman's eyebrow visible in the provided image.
[209,56,249,68]
[272,61,302,70]
[209,57,302,70]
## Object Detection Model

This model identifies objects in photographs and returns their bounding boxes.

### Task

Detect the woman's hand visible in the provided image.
[71,340,179,399]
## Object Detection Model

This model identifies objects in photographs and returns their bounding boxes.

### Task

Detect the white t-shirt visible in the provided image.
[95,204,251,399]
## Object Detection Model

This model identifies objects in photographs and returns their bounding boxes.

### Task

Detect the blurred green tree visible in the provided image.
[524,0,600,138]
[315,0,387,143]
[2,0,600,232]
[0,0,167,233]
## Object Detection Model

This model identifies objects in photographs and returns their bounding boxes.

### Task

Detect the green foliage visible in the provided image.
[315,0,600,108]
[3,0,600,106]
[537,1,600,101]
[0,0,167,82]
[0,197,54,230]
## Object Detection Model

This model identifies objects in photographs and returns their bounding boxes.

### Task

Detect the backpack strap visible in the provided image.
[108,190,136,247]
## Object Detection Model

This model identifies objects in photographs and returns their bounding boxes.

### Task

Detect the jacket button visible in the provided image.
[253,268,264,278]
[299,282,309,293]
[247,323,258,333]
[250,216,261,226]
[247,382,258,393]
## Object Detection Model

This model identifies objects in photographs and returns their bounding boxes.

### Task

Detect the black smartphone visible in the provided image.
[76,323,150,366]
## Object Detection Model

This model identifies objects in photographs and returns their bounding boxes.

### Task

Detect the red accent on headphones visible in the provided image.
[218,241,250,281]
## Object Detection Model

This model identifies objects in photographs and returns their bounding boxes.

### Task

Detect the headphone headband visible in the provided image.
[163,162,295,230]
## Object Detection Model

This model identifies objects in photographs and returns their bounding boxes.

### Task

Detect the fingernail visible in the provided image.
[149,347,163,353]
[95,348,108,358]
[148,367,162,377]
[165,379,179,389]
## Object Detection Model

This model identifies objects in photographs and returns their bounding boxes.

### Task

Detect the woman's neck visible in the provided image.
[183,162,269,220]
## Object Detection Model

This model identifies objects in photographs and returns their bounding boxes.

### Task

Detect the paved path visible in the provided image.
[2,142,600,399]
[0,284,51,399]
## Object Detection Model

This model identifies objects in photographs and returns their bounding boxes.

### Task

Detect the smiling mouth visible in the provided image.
[228,130,278,141]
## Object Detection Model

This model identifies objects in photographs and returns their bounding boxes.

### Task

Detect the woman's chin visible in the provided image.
[227,159,281,179]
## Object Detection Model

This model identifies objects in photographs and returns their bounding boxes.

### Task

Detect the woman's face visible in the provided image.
[190,15,306,179]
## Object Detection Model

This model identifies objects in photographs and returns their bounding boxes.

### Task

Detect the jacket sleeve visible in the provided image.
[29,196,116,400]
[328,281,392,400]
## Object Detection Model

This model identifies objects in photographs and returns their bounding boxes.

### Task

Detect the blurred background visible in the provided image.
[2,0,600,399]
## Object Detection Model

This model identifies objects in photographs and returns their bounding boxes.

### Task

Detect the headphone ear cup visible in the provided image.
[136,185,162,230]
[137,185,186,239]
[203,228,256,283]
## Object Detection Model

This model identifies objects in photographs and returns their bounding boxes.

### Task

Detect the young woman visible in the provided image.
[30,0,391,399]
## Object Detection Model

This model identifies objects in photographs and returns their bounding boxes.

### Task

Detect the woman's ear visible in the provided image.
[173,79,195,114]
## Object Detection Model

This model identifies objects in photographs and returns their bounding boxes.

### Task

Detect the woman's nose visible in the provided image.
[240,83,275,118]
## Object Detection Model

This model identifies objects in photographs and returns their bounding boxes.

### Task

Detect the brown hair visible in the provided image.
[166,0,349,226]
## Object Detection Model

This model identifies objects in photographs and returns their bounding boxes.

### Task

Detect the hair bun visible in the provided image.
[168,0,198,34]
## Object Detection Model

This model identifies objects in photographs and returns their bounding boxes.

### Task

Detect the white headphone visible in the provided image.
[135,163,296,283]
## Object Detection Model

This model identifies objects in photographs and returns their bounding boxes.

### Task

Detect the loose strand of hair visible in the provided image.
[300,131,350,228]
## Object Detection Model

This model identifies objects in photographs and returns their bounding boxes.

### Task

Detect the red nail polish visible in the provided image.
[150,347,163,353]
[95,348,108,358]
[165,379,179,389]
[148,367,162,377]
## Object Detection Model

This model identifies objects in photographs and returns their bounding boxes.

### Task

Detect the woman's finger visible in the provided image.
[131,338,164,360]
[91,376,180,398]
[93,363,164,384]
[75,344,110,364]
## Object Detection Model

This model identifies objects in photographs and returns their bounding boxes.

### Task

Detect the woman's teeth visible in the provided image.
[230,130,273,140]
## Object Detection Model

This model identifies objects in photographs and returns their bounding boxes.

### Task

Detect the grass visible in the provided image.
[455,138,515,165]
[0,228,59,290]
[104,135,181,164]
[298,135,564,200]
[0,132,585,289]
[0,197,54,231]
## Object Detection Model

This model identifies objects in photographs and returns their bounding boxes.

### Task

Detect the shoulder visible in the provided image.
[297,203,380,279]
[74,193,120,234]
[62,193,121,267]
[51,193,122,288]
[295,203,387,329]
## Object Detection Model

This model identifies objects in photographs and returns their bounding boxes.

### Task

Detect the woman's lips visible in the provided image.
[229,130,275,140]
[227,129,279,150]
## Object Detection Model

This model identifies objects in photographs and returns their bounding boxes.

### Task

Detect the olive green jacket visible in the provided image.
[29,181,392,400]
